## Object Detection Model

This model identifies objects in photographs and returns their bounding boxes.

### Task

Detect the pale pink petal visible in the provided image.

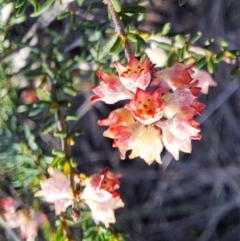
[129,125,163,164]
[90,71,133,104]
[191,69,217,94]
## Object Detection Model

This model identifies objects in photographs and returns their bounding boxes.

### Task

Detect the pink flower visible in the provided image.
[156,114,201,160]
[129,125,163,164]
[152,63,195,90]
[90,71,133,104]
[115,55,152,92]
[35,167,74,215]
[81,168,124,227]
[98,108,145,159]
[191,69,217,94]
[125,88,164,125]
[162,86,205,119]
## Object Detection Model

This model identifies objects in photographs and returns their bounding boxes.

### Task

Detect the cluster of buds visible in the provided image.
[90,56,216,164]
[0,197,46,240]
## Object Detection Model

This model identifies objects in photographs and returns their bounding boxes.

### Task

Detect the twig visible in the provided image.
[104,0,132,60]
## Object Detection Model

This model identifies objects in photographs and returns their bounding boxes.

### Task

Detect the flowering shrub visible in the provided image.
[0,0,231,240]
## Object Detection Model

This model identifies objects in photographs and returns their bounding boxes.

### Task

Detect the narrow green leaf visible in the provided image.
[166,49,175,67]
[16,4,26,17]
[50,156,61,167]
[29,0,39,13]
[109,36,122,54]
[111,0,121,12]
[126,33,138,42]
[196,56,207,69]
[63,86,77,96]
[57,11,70,20]
[40,122,57,135]
[214,52,224,63]
[66,115,79,121]
[189,31,202,43]
[30,0,55,17]
[28,108,43,117]
[16,0,26,8]
[70,157,77,167]
[175,34,185,44]
[157,42,173,51]
[33,101,50,109]
[161,23,171,35]
[221,40,229,49]
[17,105,29,113]
[122,5,146,13]
[178,0,189,6]
[54,131,68,138]
[98,35,118,60]
[207,59,215,74]
[52,149,66,158]
[204,38,214,46]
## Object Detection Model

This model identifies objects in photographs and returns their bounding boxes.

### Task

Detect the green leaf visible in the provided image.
[70,157,77,167]
[30,0,55,17]
[28,0,39,13]
[126,33,138,42]
[57,11,70,20]
[161,23,171,35]
[28,108,43,117]
[16,4,26,17]
[66,115,79,121]
[221,40,229,49]
[178,0,189,6]
[52,149,66,158]
[54,131,68,138]
[98,35,118,60]
[33,101,50,109]
[121,13,135,25]
[40,121,57,135]
[214,52,225,63]
[109,36,122,54]
[207,59,215,74]
[204,38,214,46]
[63,86,77,96]
[111,0,121,12]
[50,156,61,167]
[166,49,175,67]
[24,66,43,79]
[122,5,146,13]
[196,56,207,69]
[157,42,173,51]
[16,0,26,8]
[189,31,202,43]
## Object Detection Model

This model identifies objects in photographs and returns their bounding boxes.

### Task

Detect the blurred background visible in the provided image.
[1,0,240,240]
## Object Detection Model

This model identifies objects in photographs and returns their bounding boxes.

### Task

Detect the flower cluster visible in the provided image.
[91,56,215,164]
[0,197,46,241]
[34,167,123,228]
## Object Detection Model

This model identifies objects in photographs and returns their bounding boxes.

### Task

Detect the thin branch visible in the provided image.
[104,0,132,60]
